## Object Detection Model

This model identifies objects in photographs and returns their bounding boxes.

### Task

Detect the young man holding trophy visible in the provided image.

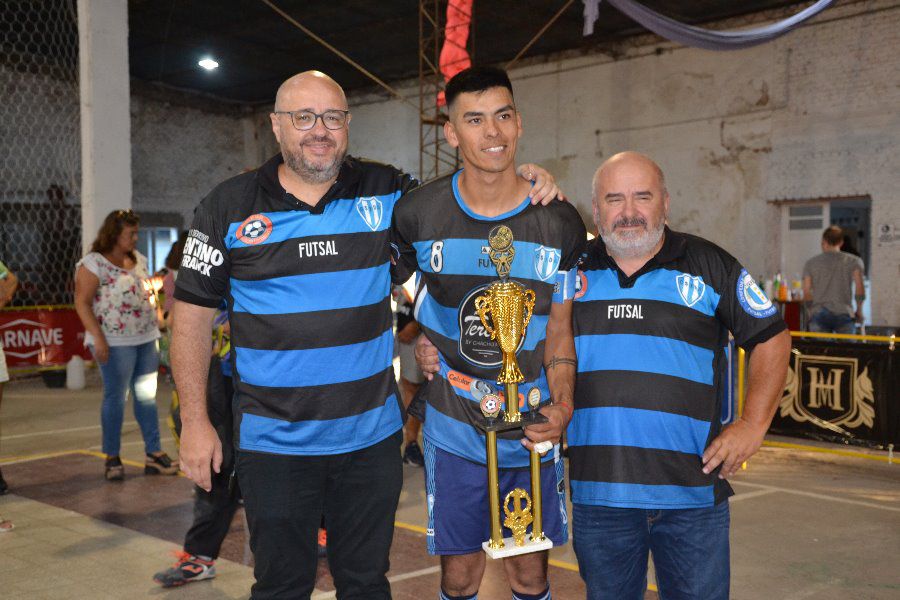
[172,70,565,599]
[391,67,585,600]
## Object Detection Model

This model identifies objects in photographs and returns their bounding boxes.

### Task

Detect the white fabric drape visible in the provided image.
[583,0,835,49]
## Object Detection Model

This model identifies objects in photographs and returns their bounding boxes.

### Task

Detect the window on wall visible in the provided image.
[134,212,184,274]
[137,227,180,274]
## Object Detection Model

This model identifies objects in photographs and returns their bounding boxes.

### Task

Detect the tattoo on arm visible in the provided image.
[545,356,577,371]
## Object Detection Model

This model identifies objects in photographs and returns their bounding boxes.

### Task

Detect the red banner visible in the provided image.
[0,307,91,369]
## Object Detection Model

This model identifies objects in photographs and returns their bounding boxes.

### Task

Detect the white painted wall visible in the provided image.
[78,0,132,254]
[342,0,900,326]
[130,97,264,227]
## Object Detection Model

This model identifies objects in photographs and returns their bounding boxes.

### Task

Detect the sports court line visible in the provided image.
[396,520,583,572]
[0,448,187,479]
[85,436,175,451]
[77,449,187,477]
[1,453,661,593]
[310,566,442,599]
[763,440,893,463]
[729,488,778,502]
[733,481,900,512]
[0,449,82,465]
[394,520,427,534]
[394,520,659,592]
[0,418,170,441]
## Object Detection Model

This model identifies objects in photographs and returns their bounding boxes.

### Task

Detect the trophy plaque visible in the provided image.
[475,225,553,558]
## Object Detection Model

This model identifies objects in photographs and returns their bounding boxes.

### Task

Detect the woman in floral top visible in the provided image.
[74,210,178,481]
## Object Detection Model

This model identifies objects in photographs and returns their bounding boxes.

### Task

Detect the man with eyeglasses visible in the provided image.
[171,70,563,599]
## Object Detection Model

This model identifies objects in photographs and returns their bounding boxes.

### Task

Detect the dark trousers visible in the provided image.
[184,471,241,559]
[182,362,239,559]
[237,430,403,600]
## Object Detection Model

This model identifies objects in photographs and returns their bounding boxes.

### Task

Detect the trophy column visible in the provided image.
[474,225,553,559]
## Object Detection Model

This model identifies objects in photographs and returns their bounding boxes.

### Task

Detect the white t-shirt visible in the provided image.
[77,252,160,347]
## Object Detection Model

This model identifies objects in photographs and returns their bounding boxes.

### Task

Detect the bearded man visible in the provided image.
[171,70,563,599]
[568,151,791,599]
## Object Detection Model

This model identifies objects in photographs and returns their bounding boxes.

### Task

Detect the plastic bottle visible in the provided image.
[780,274,790,302]
[763,277,774,301]
[66,355,86,390]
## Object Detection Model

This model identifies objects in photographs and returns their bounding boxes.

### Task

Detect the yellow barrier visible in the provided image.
[735,330,895,465]
[789,330,895,349]
[0,304,75,311]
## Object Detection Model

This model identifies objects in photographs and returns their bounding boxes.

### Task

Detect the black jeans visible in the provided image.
[183,363,240,559]
[184,470,241,559]
[237,430,403,600]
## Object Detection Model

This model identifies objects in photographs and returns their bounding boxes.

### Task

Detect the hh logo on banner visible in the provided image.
[780,354,875,429]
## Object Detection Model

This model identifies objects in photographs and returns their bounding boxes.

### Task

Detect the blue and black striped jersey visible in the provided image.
[392,171,586,468]
[570,229,786,508]
[174,154,417,456]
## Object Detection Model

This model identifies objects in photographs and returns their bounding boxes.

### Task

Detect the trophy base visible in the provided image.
[476,411,548,433]
[483,536,553,559]
[520,410,550,427]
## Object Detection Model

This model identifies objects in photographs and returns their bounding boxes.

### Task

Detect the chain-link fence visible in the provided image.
[0,0,81,306]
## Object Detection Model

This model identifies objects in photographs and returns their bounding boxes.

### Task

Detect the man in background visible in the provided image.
[393,284,425,466]
[802,225,865,334]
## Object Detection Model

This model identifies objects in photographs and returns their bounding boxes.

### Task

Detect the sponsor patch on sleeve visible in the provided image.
[736,269,777,318]
[181,229,225,277]
[553,269,576,303]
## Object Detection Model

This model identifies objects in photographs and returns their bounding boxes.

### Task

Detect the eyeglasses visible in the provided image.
[114,209,137,221]
[273,109,350,131]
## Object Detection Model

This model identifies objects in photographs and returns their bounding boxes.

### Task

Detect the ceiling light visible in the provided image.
[198,58,219,71]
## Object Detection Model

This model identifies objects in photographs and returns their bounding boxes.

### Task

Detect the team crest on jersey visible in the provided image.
[737,269,777,318]
[533,246,561,282]
[675,274,706,308]
[356,196,383,231]
[236,214,273,245]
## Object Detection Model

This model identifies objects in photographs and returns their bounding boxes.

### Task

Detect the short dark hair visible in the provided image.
[822,225,843,246]
[445,66,513,108]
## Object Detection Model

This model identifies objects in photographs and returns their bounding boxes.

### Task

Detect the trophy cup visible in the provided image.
[475,225,553,558]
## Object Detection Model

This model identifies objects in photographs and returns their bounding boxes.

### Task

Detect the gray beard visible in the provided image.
[600,218,666,259]
[283,146,344,184]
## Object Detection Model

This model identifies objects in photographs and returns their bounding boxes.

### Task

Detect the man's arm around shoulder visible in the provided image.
[171,300,221,492]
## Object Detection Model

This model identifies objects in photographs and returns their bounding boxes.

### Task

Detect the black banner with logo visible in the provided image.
[770,339,898,448]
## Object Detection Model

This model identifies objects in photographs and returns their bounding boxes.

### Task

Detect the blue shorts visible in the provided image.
[424,437,569,555]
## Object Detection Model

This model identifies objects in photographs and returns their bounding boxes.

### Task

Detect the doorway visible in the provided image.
[779,196,872,325]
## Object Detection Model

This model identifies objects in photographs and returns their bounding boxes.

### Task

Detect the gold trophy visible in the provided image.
[475,225,553,558]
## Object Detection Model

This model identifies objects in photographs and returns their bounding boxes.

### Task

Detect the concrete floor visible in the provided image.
[0,373,897,599]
